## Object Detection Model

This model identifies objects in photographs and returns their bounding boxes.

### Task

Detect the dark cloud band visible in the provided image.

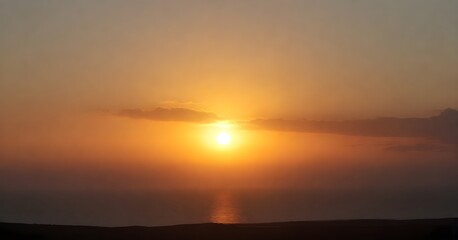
[248,108,458,144]
[118,107,219,123]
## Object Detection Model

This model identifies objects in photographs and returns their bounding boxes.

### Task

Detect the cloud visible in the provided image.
[118,107,219,123]
[248,108,458,144]
[384,143,447,152]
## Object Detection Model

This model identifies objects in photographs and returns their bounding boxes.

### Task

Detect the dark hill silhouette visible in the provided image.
[1,218,457,240]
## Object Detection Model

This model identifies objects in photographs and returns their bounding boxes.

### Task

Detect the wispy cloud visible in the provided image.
[247,108,458,144]
[118,107,219,123]
[117,105,458,144]
[384,143,447,152]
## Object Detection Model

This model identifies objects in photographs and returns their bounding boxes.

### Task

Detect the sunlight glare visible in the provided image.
[216,132,231,145]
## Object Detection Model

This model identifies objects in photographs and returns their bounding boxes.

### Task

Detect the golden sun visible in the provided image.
[216,132,231,145]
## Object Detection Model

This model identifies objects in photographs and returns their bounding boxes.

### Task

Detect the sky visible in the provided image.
[1,0,458,191]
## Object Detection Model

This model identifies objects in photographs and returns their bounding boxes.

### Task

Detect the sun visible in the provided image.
[216,132,231,145]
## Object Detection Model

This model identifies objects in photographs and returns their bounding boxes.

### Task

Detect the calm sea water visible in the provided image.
[1,189,457,226]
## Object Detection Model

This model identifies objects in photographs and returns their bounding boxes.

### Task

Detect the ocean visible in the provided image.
[1,188,457,226]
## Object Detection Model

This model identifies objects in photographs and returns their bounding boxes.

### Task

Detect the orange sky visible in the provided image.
[1,0,458,191]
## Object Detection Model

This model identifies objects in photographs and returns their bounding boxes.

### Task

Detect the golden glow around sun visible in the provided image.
[216,132,231,145]
[203,121,237,149]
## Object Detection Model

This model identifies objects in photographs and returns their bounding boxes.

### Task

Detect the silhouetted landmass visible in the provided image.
[250,108,458,144]
[1,218,457,240]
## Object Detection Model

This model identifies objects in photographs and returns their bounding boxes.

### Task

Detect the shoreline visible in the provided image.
[2,218,456,239]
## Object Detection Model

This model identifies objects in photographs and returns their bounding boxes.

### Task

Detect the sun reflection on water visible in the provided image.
[210,191,241,223]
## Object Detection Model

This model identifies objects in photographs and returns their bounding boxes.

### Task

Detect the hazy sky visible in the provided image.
[1,0,458,191]
[1,0,457,119]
